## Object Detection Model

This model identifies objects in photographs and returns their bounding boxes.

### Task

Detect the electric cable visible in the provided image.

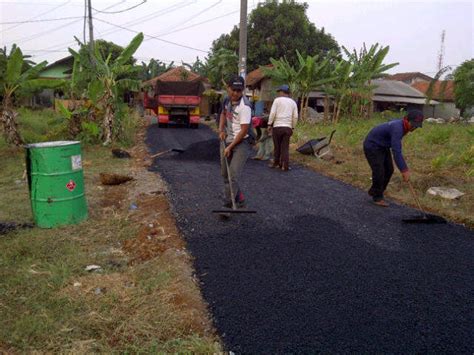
[93,17,208,53]
[91,0,147,14]
[36,0,193,52]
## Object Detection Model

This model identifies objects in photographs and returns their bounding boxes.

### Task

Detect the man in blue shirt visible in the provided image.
[363,110,424,207]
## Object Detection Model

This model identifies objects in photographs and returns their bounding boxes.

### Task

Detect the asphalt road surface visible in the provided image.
[146,124,473,353]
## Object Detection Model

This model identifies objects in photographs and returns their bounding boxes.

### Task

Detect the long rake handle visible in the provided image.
[221,140,237,211]
[406,180,427,217]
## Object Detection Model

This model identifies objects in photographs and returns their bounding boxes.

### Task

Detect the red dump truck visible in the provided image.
[144,80,204,129]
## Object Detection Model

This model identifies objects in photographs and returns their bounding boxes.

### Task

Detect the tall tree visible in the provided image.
[453,59,474,116]
[209,1,339,72]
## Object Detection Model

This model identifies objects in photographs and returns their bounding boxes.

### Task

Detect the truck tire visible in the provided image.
[159,123,168,128]
[191,123,199,129]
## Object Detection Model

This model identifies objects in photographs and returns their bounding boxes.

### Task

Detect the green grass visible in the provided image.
[0,109,220,353]
[292,114,474,227]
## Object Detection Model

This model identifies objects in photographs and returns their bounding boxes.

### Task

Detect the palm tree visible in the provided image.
[1,47,63,145]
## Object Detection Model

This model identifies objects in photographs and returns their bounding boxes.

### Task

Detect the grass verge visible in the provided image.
[0,110,220,352]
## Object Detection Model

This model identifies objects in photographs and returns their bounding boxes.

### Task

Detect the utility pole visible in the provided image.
[238,0,247,79]
[87,0,95,65]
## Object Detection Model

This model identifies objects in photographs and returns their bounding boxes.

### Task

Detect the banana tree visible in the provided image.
[205,48,238,88]
[71,32,144,145]
[262,56,299,96]
[294,51,338,122]
[341,43,398,119]
[1,47,63,145]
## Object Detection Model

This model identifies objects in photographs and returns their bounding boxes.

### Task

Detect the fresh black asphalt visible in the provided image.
[146,124,473,353]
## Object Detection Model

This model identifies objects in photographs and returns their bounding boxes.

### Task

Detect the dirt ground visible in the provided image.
[58,128,220,352]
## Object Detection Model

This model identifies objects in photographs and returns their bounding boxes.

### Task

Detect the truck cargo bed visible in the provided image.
[158,95,200,107]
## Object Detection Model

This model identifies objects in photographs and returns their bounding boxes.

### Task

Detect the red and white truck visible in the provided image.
[144,80,204,129]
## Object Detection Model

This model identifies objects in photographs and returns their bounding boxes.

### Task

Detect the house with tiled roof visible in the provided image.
[386,72,433,85]
[246,66,273,101]
[412,80,460,118]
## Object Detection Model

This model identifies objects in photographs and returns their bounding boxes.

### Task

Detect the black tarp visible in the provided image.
[155,81,204,96]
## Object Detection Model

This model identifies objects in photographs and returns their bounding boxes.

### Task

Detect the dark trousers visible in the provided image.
[364,147,394,201]
[272,127,293,169]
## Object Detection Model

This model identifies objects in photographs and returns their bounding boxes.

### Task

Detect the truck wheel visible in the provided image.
[191,123,199,129]
[159,123,168,128]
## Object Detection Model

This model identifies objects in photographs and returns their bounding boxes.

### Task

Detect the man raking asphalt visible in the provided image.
[212,75,256,216]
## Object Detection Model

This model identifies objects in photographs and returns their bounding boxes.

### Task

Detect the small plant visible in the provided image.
[78,121,101,144]
[431,153,453,170]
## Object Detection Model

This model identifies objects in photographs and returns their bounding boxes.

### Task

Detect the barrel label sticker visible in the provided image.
[71,155,82,170]
[66,180,76,192]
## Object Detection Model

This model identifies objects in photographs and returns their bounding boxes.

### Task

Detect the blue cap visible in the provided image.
[276,84,290,93]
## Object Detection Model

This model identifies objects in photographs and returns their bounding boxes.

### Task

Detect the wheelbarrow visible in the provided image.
[296,130,336,159]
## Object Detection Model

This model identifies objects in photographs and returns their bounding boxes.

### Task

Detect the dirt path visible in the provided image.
[147,124,473,353]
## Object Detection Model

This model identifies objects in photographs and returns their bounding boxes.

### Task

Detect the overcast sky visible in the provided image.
[0,0,472,76]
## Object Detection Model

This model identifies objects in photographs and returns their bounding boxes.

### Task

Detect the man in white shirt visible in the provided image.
[268,84,298,171]
[218,75,252,208]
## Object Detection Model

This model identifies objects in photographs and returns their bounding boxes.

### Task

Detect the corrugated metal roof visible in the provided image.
[373,95,438,105]
[372,79,426,98]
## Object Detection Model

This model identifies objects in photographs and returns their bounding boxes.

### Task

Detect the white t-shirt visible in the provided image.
[269,96,298,129]
[224,97,252,144]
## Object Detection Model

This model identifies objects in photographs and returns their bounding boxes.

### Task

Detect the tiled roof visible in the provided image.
[386,72,433,82]
[246,65,272,87]
[411,81,455,101]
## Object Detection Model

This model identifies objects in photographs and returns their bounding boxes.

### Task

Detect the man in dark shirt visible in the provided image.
[363,110,424,207]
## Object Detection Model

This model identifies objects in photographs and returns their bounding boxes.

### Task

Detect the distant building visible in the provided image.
[33,56,74,107]
[386,72,433,85]
[371,79,438,113]
[411,81,460,118]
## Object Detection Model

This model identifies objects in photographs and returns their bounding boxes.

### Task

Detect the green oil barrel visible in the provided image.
[26,141,88,228]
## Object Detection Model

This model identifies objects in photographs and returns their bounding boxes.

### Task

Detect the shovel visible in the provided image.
[150,148,185,158]
[402,180,447,224]
[212,141,257,215]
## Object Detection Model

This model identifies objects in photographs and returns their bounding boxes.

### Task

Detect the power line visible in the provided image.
[151,1,257,39]
[91,0,147,14]
[0,0,71,33]
[151,9,239,39]
[37,0,193,52]
[3,0,126,46]
[156,0,222,35]
[88,1,195,41]
[0,16,83,25]
[93,17,208,53]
